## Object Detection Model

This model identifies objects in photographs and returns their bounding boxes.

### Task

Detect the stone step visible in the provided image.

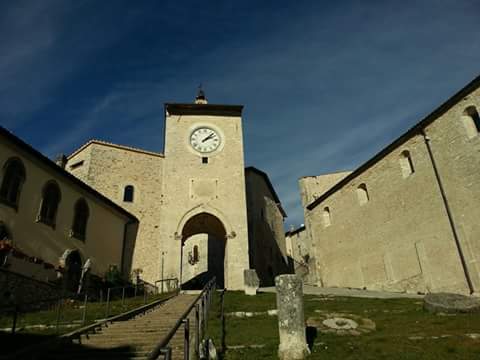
[48,352,149,360]
[80,336,186,347]
[88,329,179,337]
[94,325,176,333]
[45,294,198,359]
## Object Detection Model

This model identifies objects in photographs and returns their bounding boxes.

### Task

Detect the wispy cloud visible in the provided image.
[2,0,480,227]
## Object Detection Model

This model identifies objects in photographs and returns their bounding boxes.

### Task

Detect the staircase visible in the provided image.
[45,294,198,360]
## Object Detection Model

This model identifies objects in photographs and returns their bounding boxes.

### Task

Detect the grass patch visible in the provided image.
[0,292,175,334]
[206,291,480,359]
[0,291,176,355]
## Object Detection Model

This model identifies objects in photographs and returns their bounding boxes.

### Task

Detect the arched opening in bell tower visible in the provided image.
[180,212,227,289]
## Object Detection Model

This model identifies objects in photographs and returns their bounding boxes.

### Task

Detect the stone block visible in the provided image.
[424,293,480,314]
[275,274,309,360]
[244,269,260,296]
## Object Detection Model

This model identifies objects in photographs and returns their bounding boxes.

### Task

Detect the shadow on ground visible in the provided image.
[0,332,139,360]
[306,326,318,351]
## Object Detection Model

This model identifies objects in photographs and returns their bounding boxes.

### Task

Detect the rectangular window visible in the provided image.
[202,157,208,164]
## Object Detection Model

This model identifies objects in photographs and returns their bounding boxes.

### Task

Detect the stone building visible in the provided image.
[245,167,290,285]
[66,92,288,290]
[0,126,138,302]
[285,225,312,282]
[287,171,352,283]
[66,140,164,284]
[302,75,480,295]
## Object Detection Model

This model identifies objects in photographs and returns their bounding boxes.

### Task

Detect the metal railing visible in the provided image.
[155,278,180,294]
[2,291,180,360]
[1,278,180,335]
[148,277,216,360]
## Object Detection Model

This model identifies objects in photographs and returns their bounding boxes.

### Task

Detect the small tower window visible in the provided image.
[193,245,199,263]
[399,150,415,178]
[323,206,331,227]
[357,183,369,205]
[202,157,208,164]
[0,158,26,209]
[71,199,89,241]
[38,181,61,227]
[123,185,134,202]
[462,106,480,138]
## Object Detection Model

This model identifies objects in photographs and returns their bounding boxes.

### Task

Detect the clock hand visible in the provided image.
[202,133,214,143]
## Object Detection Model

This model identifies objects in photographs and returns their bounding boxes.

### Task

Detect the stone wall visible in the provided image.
[305,81,480,295]
[299,172,351,207]
[245,169,290,286]
[0,135,136,280]
[158,110,250,290]
[66,106,253,290]
[423,86,480,293]
[67,142,164,283]
[286,227,316,285]
[0,268,62,308]
[298,171,351,288]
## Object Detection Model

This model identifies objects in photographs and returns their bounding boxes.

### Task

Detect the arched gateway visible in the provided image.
[179,212,228,289]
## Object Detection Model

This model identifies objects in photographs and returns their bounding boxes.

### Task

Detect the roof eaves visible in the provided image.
[245,166,287,217]
[306,74,480,211]
[166,103,243,116]
[0,127,138,222]
[68,140,164,159]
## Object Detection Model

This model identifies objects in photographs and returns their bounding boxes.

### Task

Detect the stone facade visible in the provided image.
[285,226,316,285]
[303,76,480,295]
[288,173,351,286]
[299,172,352,207]
[159,105,250,290]
[0,127,138,298]
[66,98,287,290]
[245,167,290,285]
[67,141,164,282]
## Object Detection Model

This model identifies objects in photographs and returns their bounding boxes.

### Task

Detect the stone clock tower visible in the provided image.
[158,90,250,290]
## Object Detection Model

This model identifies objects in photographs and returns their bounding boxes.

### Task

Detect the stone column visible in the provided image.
[275,274,309,360]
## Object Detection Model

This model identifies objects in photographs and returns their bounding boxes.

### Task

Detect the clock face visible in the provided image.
[190,127,221,153]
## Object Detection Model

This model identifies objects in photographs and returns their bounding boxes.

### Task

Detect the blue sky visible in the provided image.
[1,0,479,227]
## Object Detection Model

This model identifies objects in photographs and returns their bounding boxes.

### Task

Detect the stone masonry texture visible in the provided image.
[303,80,480,295]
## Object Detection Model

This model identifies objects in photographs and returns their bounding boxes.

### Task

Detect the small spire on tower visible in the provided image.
[195,84,208,104]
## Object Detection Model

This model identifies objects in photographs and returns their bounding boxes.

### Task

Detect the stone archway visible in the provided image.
[180,212,227,289]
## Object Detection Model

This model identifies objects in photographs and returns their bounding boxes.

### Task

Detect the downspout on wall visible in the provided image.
[421,129,474,294]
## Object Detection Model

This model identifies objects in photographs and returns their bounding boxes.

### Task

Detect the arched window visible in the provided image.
[399,150,415,178]
[71,199,89,241]
[193,245,199,263]
[123,185,134,202]
[38,181,61,227]
[323,206,331,227]
[0,158,26,209]
[357,183,369,205]
[462,106,480,139]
